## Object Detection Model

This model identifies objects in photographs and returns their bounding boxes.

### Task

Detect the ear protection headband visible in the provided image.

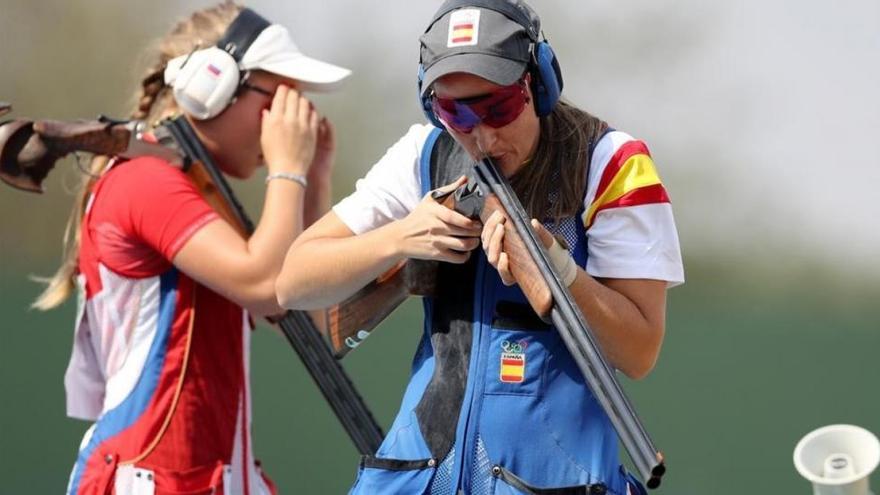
[164,8,271,120]
[417,0,563,128]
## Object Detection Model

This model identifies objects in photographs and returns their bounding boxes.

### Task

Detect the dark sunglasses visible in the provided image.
[430,78,530,134]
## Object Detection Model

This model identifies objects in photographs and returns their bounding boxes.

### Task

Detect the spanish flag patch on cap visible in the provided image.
[447,9,480,47]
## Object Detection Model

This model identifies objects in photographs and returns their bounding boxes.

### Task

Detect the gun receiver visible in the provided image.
[326,174,552,352]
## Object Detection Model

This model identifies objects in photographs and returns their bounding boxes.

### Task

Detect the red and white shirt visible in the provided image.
[65,157,273,495]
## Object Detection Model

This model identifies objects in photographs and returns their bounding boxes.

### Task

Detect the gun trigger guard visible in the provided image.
[430,188,454,201]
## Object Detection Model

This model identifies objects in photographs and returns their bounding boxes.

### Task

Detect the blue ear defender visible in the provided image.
[531,40,563,117]
[417,65,445,128]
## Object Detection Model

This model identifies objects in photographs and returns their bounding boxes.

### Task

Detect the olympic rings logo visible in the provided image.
[501,339,528,354]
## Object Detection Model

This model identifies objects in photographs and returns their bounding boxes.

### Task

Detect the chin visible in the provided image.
[493,156,519,177]
[233,168,257,180]
[216,160,255,180]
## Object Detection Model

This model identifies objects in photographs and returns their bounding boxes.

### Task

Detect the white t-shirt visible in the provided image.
[333,124,684,286]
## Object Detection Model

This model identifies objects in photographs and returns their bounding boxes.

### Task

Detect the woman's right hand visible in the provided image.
[260,84,320,176]
[394,176,483,263]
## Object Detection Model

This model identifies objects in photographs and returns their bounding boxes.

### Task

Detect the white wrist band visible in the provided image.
[546,235,578,287]
[266,172,308,188]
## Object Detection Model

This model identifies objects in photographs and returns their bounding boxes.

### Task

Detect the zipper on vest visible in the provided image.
[451,255,490,493]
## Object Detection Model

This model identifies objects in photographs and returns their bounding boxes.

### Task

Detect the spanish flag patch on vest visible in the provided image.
[500,340,526,383]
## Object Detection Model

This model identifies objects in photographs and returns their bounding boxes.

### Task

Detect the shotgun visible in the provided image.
[0,113,385,455]
[328,157,667,488]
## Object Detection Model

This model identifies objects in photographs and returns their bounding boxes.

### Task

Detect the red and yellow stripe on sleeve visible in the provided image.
[582,140,670,228]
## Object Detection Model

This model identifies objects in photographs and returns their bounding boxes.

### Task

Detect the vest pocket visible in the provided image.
[114,465,155,495]
[491,464,609,495]
[113,461,226,495]
[350,456,437,495]
[484,302,557,397]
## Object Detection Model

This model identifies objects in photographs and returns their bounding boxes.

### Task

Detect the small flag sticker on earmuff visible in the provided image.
[447,9,480,48]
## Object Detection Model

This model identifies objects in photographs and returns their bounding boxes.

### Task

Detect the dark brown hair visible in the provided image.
[509,100,608,223]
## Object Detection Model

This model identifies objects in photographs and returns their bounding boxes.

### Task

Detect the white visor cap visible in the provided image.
[240,24,351,92]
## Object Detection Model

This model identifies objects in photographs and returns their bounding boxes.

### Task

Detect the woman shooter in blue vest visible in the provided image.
[277,0,684,493]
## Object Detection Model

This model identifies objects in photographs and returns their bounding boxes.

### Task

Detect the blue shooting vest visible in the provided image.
[350,129,645,495]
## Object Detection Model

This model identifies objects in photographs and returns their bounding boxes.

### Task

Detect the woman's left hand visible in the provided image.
[308,117,335,186]
[482,212,558,286]
[301,117,336,227]
[483,212,667,379]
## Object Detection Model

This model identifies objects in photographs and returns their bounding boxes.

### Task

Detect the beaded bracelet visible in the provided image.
[265,171,308,188]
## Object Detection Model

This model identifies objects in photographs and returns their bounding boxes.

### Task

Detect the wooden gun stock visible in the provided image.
[328,260,438,356]
[32,119,133,156]
[0,118,130,193]
[0,116,180,193]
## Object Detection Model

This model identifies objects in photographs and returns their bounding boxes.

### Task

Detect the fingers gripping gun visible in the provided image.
[330,157,667,488]
[0,108,384,455]
[325,180,482,355]
[329,175,562,354]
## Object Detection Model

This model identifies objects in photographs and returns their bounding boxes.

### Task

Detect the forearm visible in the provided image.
[240,179,307,314]
[303,177,331,227]
[279,176,482,310]
[567,271,666,379]
[276,218,406,310]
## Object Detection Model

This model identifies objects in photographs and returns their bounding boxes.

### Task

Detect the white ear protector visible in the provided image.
[163,8,271,120]
[164,47,242,120]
